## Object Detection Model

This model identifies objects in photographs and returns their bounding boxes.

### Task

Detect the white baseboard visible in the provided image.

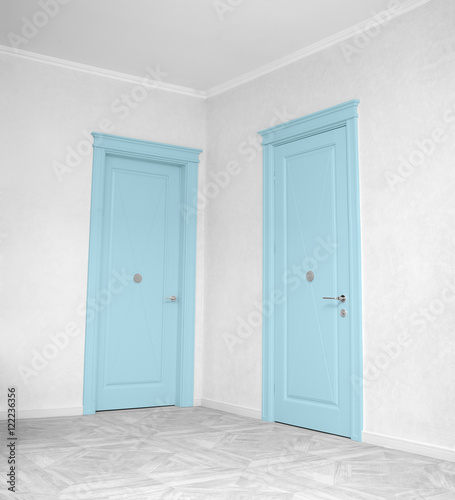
[200,398,261,420]
[0,407,83,420]
[0,400,260,420]
[363,431,455,462]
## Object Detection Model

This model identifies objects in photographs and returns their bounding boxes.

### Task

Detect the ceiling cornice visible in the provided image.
[0,44,206,99]
[205,0,433,98]
[0,0,433,100]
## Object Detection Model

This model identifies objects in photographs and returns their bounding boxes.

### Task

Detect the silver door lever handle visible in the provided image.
[323,294,346,303]
[165,296,177,301]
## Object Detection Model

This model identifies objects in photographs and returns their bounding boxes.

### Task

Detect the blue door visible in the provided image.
[274,127,351,436]
[95,154,181,411]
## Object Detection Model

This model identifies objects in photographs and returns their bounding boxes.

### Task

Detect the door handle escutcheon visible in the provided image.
[322,294,347,303]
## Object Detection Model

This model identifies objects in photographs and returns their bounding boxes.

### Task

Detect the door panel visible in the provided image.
[274,127,351,436]
[96,154,181,411]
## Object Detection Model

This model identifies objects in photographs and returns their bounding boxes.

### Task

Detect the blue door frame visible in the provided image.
[83,133,202,415]
[258,100,363,441]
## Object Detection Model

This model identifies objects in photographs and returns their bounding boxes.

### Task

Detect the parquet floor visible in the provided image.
[1,406,454,499]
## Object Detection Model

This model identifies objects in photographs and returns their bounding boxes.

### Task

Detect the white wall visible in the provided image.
[203,0,455,453]
[0,54,207,415]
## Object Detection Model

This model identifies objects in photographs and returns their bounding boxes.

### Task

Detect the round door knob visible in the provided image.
[133,273,142,283]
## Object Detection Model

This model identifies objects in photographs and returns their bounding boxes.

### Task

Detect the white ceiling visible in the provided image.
[0,0,429,93]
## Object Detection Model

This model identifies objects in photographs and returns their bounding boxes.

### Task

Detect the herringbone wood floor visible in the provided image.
[1,406,454,499]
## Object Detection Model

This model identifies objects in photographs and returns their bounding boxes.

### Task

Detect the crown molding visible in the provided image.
[0,0,432,100]
[205,0,433,98]
[0,44,206,99]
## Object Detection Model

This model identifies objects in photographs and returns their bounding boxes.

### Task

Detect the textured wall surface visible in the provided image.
[0,56,207,413]
[203,0,455,450]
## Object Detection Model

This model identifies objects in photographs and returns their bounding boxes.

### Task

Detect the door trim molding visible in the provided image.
[258,100,363,441]
[83,133,202,415]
